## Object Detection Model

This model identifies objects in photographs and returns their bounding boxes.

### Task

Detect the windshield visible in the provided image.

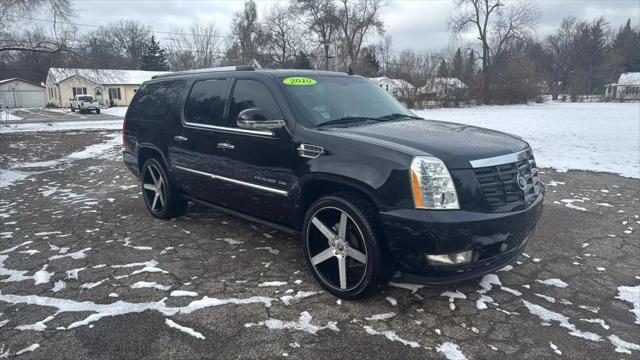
[78,96,93,102]
[281,76,416,127]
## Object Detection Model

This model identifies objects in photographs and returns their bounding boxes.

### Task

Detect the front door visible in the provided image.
[211,78,295,226]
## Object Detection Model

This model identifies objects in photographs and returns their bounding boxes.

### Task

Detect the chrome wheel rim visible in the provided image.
[142,164,166,214]
[306,206,368,291]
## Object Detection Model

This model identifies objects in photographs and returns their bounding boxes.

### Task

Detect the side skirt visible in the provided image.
[180,194,298,236]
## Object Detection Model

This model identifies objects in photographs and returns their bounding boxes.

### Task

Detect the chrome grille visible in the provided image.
[473,149,540,210]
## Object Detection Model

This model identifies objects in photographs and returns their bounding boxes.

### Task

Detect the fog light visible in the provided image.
[426,251,473,265]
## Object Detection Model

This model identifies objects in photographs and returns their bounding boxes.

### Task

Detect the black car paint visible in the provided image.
[123,69,544,284]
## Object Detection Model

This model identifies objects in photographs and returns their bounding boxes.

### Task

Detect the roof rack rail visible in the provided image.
[151,64,256,79]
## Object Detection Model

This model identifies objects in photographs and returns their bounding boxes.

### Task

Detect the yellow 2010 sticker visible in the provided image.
[283,77,317,86]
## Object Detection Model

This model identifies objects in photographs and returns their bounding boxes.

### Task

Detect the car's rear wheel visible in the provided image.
[141,158,186,219]
[302,194,388,299]
[96,108,101,114]
[71,107,75,112]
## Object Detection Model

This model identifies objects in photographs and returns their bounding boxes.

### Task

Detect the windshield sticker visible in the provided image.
[283,77,317,86]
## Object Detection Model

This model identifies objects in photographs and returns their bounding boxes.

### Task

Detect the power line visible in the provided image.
[5,15,228,39]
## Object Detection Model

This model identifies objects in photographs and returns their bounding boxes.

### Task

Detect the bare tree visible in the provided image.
[377,34,392,75]
[264,3,303,68]
[450,0,539,102]
[292,0,337,70]
[110,20,151,69]
[167,22,223,70]
[0,0,75,54]
[228,0,264,64]
[332,0,384,72]
[545,17,582,99]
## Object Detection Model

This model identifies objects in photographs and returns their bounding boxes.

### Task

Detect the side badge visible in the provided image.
[297,144,324,158]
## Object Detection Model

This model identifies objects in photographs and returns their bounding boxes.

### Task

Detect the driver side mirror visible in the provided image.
[236,108,285,131]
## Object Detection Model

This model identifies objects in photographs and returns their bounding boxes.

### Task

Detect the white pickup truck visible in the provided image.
[70,95,101,114]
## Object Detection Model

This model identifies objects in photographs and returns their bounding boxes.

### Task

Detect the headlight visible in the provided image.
[410,156,459,209]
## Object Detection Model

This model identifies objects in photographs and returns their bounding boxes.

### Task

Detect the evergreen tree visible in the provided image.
[612,19,640,72]
[292,51,312,69]
[462,51,476,88]
[437,59,449,77]
[141,36,169,71]
[451,48,464,79]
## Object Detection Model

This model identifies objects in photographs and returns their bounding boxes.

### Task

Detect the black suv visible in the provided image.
[123,66,544,299]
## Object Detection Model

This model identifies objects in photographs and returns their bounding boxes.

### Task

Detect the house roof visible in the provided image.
[617,72,640,86]
[420,77,468,92]
[0,78,45,88]
[369,77,415,91]
[49,68,171,85]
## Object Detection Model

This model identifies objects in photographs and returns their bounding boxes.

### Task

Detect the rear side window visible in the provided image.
[228,80,282,124]
[128,80,186,121]
[184,79,229,126]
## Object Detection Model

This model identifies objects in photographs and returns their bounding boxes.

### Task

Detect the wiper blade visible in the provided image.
[317,116,379,127]
[377,113,422,121]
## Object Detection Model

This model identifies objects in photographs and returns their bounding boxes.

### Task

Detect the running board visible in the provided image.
[179,194,297,235]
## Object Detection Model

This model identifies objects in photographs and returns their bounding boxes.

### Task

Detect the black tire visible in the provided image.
[71,107,75,112]
[302,193,389,299]
[140,158,187,219]
[96,108,100,114]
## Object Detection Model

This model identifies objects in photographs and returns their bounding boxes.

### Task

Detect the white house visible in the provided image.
[0,78,46,108]
[369,76,415,98]
[605,72,640,101]
[420,77,468,98]
[45,68,170,108]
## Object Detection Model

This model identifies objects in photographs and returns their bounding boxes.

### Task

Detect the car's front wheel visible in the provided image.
[70,107,75,112]
[302,194,388,299]
[96,108,101,114]
[141,158,186,219]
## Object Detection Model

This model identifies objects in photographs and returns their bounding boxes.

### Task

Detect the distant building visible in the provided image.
[604,72,640,101]
[45,68,170,107]
[420,77,468,98]
[369,76,415,99]
[0,78,46,108]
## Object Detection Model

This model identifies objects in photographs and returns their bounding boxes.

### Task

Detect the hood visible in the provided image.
[323,119,529,169]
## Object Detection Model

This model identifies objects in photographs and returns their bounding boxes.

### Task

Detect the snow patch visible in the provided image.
[365,312,396,321]
[608,334,640,354]
[536,278,568,288]
[131,281,172,291]
[170,290,199,297]
[245,311,338,335]
[521,300,602,342]
[615,285,640,325]
[436,342,467,360]
[364,326,420,348]
[165,318,205,339]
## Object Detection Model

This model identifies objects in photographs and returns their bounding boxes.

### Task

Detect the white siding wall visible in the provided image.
[0,80,46,108]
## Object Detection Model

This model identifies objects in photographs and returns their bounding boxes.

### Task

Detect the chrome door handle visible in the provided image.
[173,135,188,142]
[217,142,235,150]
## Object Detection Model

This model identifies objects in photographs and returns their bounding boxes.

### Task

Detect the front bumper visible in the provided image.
[380,192,544,285]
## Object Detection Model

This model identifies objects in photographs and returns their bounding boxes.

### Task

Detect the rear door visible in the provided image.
[169,77,231,202]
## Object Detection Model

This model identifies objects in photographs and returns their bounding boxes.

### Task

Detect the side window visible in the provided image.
[184,79,229,126]
[229,80,282,125]
[128,80,186,121]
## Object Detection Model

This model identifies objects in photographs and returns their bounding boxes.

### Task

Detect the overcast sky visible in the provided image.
[71,0,640,52]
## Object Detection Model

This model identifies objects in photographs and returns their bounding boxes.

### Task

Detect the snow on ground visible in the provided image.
[0,133,121,189]
[0,120,122,133]
[0,110,22,121]
[415,102,640,178]
[101,107,128,117]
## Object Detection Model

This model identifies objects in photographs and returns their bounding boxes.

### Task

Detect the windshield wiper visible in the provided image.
[377,113,422,121]
[317,116,380,128]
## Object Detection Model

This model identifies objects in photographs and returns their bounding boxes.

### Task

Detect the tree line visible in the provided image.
[1,0,638,106]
